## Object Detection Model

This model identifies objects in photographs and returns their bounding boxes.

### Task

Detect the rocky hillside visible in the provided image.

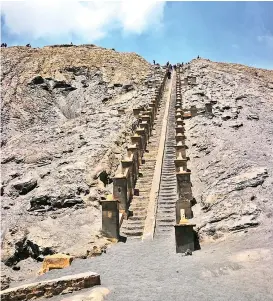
[1,45,273,290]
[182,59,273,242]
[1,45,164,286]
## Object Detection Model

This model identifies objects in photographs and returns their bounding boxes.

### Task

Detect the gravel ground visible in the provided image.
[28,227,273,301]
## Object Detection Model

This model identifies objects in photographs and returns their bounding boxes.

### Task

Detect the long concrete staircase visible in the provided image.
[154,75,177,237]
[120,78,171,238]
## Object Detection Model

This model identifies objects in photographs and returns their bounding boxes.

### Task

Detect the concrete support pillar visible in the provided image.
[175,133,186,143]
[176,172,192,200]
[140,113,152,128]
[101,199,120,239]
[176,97,182,103]
[133,108,143,118]
[174,158,188,172]
[121,160,134,201]
[175,103,181,109]
[113,175,128,213]
[205,102,213,114]
[176,171,191,182]
[145,109,154,125]
[176,118,184,126]
[131,134,144,163]
[139,122,150,140]
[174,223,196,253]
[148,103,156,118]
[175,125,185,134]
[175,112,183,120]
[190,106,198,117]
[135,128,147,149]
[148,101,156,110]
[176,199,193,223]
[154,96,159,108]
[141,115,152,133]
[175,143,187,158]
[176,108,183,115]
[127,145,139,178]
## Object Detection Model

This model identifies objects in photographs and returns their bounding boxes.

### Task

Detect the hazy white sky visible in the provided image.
[1,1,273,69]
[1,1,166,41]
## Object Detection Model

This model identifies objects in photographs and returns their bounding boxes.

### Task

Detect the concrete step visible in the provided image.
[157,208,175,213]
[156,221,175,227]
[160,184,176,188]
[156,216,175,223]
[155,227,173,233]
[157,198,176,203]
[129,215,146,221]
[124,222,145,230]
[121,229,143,237]
[159,187,176,192]
[129,203,149,209]
[155,229,173,236]
[130,195,149,201]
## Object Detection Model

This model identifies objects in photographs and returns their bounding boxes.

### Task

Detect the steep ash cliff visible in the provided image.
[181,59,273,242]
[0,45,164,286]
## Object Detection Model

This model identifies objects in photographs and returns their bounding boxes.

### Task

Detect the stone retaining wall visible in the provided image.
[0,272,100,301]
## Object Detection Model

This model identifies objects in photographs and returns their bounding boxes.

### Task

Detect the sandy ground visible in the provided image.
[21,226,273,301]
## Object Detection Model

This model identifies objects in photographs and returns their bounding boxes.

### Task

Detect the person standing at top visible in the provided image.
[167,69,171,79]
[153,60,155,65]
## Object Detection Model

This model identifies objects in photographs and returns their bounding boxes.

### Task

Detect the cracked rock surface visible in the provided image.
[182,58,273,242]
[1,45,164,287]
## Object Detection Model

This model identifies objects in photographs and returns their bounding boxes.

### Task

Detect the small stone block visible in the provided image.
[39,254,73,275]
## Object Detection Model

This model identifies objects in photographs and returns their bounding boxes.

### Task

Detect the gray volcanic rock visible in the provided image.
[182,59,273,242]
[12,177,38,195]
[1,45,165,285]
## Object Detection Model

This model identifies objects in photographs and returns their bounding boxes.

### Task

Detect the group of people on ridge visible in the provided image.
[166,61,177,79]
[1,43,31,47]
[153,59,180,79]
[153,56,201,80]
